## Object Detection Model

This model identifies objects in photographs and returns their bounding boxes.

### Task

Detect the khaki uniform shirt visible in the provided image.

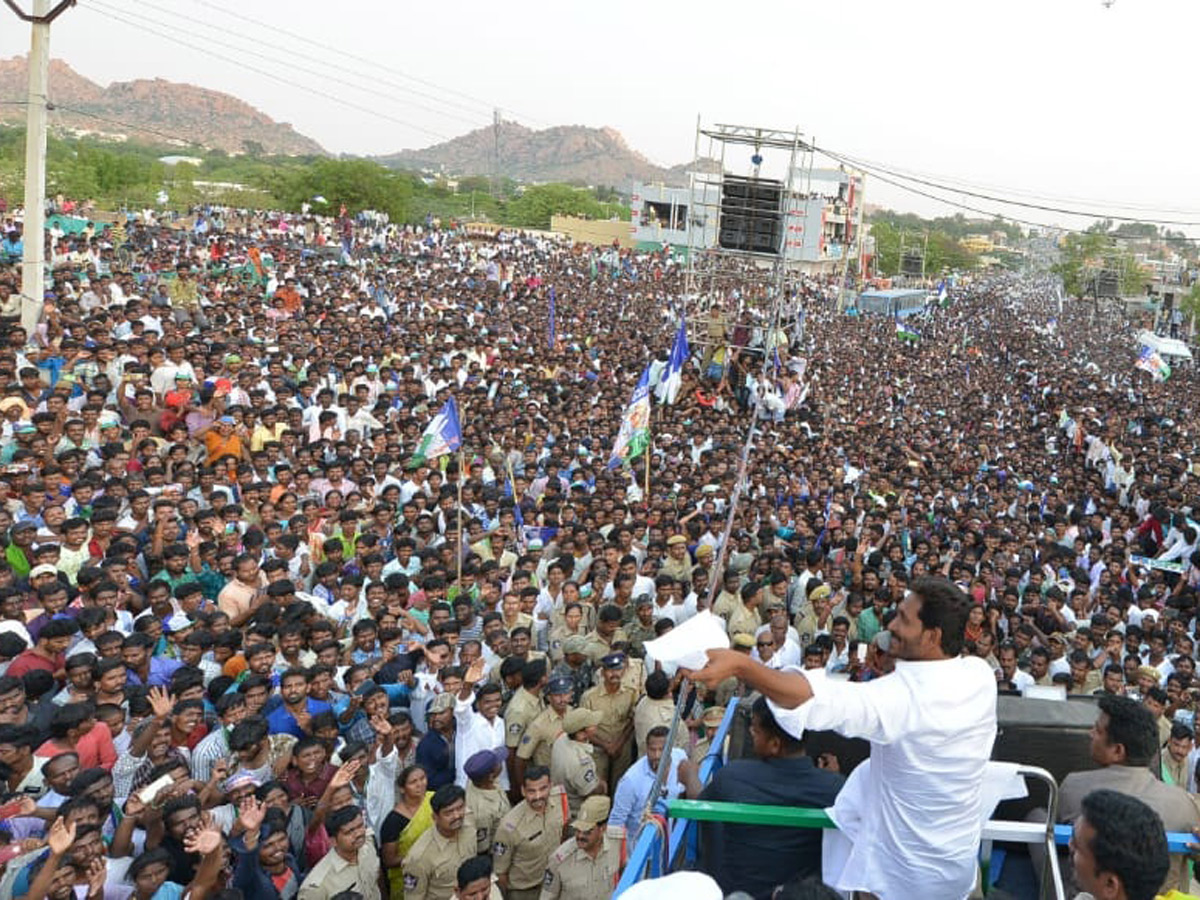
[659,554,693,584]
[583,628,628,664]
[298,840,382,900]
[492,786,569,890]
[402,820,478,900]
[550,733,599,818]
[547,626,587,665]
[467,782,512,855]
[633,696,684,750]
[712,589,740,623]
[505,687,545,749]
[539,827,628,900]
[624,621,655,659]
[518,706,567,767]
[580,684,637,746]
[727,603,761,639]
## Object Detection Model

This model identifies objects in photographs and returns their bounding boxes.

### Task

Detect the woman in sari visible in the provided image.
[381,764,434,898]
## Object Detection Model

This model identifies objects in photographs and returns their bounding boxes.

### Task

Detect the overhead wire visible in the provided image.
[102,0,489,130]
[82,1,456,143]
[822,151,1200,217]
[815,142,1200,229]
[49,103,203,148]
[812,145,1200,244]
[195,0,556,129]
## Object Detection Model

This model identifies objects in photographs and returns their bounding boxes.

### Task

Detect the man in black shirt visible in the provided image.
[678,697,844,899]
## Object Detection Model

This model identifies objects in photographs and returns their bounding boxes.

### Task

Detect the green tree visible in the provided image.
[266,158,413,219]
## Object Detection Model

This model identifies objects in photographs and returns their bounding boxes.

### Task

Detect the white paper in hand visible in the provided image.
[642,610,730,672]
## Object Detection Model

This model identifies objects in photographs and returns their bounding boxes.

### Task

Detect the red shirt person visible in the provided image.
[6,617,77,685]
[35,701,118,771]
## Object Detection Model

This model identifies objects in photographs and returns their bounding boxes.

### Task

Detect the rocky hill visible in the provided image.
[0,56,325,156]
[376,120,697,188]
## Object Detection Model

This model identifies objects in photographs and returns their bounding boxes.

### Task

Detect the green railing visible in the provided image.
[665,800,834,829]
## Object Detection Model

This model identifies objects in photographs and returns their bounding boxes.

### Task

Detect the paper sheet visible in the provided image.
[642,610,730,672]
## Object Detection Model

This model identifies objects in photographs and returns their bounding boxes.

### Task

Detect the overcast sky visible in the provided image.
[0,0,1195,231]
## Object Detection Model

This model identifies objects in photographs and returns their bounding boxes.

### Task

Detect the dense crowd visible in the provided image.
[0,203,1195,900]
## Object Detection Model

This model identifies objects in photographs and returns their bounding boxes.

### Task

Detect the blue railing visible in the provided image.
[614,702,739,896]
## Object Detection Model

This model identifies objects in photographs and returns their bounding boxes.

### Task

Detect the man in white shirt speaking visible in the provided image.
[689,576,996,900]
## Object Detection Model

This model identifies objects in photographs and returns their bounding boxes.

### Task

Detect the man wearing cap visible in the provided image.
[403,783,476,900]
[493,764,568,900]
[551,636,594,707]
[540,795,627,900]
[506,660,548,787]
[581,652,637,789]
[518,676,573,771]
[691,706,726,765]
[660,535,694,584]
[625,595,657,660]
[550,708,603,819]
[465,747,512,855]
[418,692,459,790]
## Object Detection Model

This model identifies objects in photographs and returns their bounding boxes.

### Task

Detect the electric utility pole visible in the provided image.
[4,0,76,332]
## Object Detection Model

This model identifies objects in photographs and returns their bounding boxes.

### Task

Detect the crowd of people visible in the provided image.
[0,201,1193,900]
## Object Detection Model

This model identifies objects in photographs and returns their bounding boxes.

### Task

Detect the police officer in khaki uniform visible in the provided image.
[539,795,627,900]
[505,660,547,780]
[517,676,572,773]
[690,705,726,764]
[464,748,512,856]
[492,765,569,900]
[403,783,478,900]
[583,606,628,664]
[580,652,637,789]
[551,635,595,706]
[550,707,602,819]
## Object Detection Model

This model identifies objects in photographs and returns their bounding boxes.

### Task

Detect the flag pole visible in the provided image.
[456,448,464,590]
[643,410,652,509]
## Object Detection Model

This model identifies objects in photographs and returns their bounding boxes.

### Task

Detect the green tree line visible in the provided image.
[0,126,630,229]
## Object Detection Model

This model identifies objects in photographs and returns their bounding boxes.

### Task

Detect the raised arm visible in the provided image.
[687,649,814,709]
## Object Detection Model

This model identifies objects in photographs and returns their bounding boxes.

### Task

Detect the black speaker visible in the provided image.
[719,176,783,255]
[1096,269,1120,298]
[991,695,1101,820]
[901,251,924,276]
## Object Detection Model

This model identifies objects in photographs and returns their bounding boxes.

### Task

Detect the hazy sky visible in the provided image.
[1,0,1196,231]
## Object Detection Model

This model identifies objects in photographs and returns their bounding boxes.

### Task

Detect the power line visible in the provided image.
[817,142,1200,229]
[821,151,1200,217]
[812,146,1200,245]
[196,0,554,129]
[103,0,489,130]
[82,1,454,143]
[49,103,202,147]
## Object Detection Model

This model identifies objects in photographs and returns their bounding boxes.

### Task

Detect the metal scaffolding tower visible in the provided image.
[682,123,814,356]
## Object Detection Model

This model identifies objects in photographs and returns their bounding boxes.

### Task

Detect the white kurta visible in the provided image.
[768,656,997,900]
[454,696,510,790]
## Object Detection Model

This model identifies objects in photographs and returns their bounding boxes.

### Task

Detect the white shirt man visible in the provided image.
[692,579,997,900]
[454,694,508,791]
[608,743,687,834]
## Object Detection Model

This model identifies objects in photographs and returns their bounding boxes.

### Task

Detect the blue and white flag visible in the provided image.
[409,397,462,466]
[609,365,652,469]
[656,317,689,404]
[1135,345,1171,381]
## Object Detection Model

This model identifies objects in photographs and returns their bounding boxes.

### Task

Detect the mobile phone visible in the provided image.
[856,644,867,663]
[0,797,30,819]
[139,773,175,806]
